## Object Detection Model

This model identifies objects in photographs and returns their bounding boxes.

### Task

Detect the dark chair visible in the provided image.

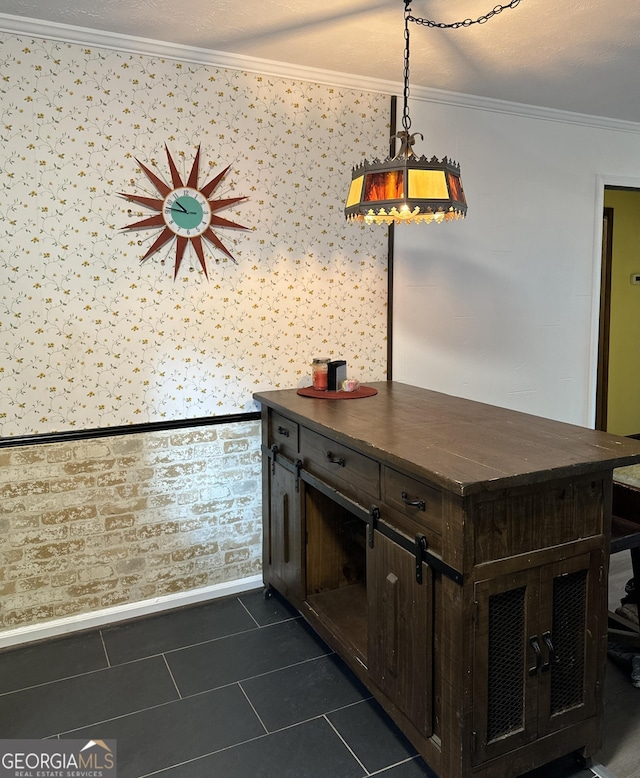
[608,479,640,648]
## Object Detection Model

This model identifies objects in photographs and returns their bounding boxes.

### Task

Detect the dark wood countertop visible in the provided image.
[254,382,640,496]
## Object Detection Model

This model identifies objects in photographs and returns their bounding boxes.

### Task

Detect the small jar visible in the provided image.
[311,358,330,390]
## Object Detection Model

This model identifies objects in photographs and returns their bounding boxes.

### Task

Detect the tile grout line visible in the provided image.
[136,730,275,778]
[108,625,260,664]
[366,756,431,776]
[0,648,196,700]
[57,694,189,739]
[0,662,138,698]
[236,593,301,631]
[236,595,262,628]
[137,708,384,778]
[161,654,182,699]
[323,714,370,775]
[99,630,112,668]
[171,649,337,694]
[237,681,269,734]
[139,709,372,778]
[55,655,347,735]
[236,691,377,741]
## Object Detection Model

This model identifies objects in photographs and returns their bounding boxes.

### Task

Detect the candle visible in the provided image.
[312,358,329,390]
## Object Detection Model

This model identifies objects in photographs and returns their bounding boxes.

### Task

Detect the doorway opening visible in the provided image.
[595,186,640,436]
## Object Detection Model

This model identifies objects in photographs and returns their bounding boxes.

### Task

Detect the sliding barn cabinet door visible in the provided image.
[367,530,433,738]
[472,551,603,765]
[267,460,304,602]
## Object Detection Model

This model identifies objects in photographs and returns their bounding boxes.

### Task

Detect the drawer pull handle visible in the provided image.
[325,451,345,467]
[277,426,290,438]
[402,492,425,511]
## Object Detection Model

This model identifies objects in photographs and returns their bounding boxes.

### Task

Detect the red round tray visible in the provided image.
[296,386,378,400]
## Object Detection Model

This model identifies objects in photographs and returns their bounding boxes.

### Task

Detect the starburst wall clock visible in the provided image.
[120,145,248,279]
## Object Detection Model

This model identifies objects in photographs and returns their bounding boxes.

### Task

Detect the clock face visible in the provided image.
[119,145,248,280]
[164,188,212,237]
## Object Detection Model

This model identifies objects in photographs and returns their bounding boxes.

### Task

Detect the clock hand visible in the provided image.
[171,207,199,215]
[172,201,189,213]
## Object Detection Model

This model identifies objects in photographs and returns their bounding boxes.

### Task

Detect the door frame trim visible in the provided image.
[595,206,614,431]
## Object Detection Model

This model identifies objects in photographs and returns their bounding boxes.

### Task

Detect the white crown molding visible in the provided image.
[0,12,399,95]
[412,86,640,135]
[1,12,639,134]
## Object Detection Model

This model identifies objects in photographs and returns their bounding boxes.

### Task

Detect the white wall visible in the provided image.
[392,96,640,426]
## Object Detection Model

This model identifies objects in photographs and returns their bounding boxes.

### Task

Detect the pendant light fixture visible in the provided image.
[345,0,522,225]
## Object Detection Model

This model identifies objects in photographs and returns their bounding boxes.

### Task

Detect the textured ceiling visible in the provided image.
[0,0,639,123]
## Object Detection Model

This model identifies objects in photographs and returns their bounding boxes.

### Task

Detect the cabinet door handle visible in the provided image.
[368,505,380,548]
[277,426,290,438]
[541,631,556,673]
[402,491,425,511]
[528,635,543,676]
[325,451,345,467]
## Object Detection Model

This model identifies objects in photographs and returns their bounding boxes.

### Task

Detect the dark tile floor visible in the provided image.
[0,590,597,778]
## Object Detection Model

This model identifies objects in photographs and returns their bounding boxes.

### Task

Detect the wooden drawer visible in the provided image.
[382,467,443,548]
[268,410,299,460]
[300,426,380,501]
[472,477,604,565]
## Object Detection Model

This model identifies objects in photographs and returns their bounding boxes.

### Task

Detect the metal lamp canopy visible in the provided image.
[345,0,522,225]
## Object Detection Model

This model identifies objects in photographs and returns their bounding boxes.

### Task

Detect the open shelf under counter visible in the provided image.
[305,583,368,667]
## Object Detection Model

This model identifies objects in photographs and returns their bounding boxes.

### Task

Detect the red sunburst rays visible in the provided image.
[119,145,249,279]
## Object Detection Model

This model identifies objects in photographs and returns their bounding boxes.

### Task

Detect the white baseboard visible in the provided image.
[0,575,263,650]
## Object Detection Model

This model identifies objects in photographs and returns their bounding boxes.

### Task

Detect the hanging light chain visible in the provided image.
[400,0,523,137]
[402,1,412,133]
[407,0,522,30]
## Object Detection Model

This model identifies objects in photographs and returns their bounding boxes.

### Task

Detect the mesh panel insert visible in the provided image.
[550,569,587,715]
[487,586,525,742]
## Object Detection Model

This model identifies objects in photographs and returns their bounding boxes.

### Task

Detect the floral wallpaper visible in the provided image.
[0,33,389,437]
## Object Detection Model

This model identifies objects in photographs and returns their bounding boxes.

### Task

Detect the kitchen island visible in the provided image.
[254,382,640,778]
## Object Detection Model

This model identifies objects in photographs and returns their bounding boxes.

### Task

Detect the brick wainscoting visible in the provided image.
[0,420,262,637]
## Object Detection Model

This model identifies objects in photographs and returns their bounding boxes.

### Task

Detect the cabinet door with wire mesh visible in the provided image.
[472,551,605,765]
[472,568,541,765]
[536,551,603,736]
